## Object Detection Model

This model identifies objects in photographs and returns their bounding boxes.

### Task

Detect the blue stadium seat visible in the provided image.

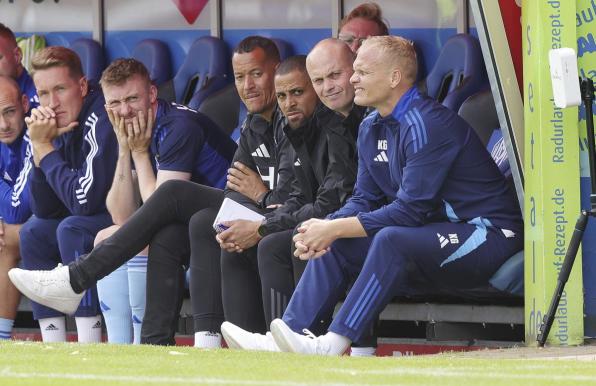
[131,39,172,86]
[458,89,522,297]
[424,34,487,112]
[70,38,105,83]
[271,38,294,61]
[159,36,229,110]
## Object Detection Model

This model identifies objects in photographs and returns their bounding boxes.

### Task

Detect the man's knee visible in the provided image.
[94,225,120,247]
[189,208,217,236]
[0,223,22,260]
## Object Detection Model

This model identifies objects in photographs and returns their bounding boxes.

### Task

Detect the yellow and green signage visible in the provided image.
[523,0,583,345]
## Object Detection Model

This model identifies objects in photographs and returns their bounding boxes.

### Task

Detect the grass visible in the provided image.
[1,341,595,386]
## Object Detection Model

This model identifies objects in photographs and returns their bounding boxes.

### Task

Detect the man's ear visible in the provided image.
[390,68,402,89]
[14,46,23,65]
[20,93,29,113]
[79,76,88,97]
[149,84,158,104]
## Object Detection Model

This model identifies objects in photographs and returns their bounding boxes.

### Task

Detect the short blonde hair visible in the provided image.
[31,46,83,80]
[361,36,417,84]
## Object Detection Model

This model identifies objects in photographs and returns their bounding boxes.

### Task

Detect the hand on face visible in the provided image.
[25,105,77,144]
[126,107,153,155]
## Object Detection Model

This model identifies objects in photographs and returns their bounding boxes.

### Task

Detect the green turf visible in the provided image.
[0,341,594,386]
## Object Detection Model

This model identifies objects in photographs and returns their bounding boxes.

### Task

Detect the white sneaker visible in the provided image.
[8,264,84,315]
[270,318,334,356]
[221,321,280,351]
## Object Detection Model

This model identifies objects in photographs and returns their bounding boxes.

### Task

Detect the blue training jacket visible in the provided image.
[29,83,118,218]
[16,69,39,110]
[330,86,523,235]
[151,100,236,189]
[0,132,33,224]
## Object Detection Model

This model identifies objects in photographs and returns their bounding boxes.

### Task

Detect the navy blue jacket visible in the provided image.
[29,84,118,218]
[331,87,522,235]
[0,132,33,224]
[151,100,236,189]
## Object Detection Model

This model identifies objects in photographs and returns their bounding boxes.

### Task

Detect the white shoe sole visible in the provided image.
[8,269,82,315]
[220,322,244,350]
[270,319,297,353]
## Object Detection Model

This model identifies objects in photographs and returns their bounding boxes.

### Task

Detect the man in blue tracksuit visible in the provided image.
[222,36,523,355]
[95,58,236,345]
[0,76,34,340]
[19,46,119,343]
[0,23,39,109]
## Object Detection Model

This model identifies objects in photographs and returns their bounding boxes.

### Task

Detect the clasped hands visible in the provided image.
[292,218,337,260]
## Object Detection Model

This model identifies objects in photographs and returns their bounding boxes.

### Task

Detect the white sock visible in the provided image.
[75,315,102,343]
[0,317,14,340]
[39,317,66,342]
[321,331,351,355]
[194,331,222,348]
[350,346,376,357]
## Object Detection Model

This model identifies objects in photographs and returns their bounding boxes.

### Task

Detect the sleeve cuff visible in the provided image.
[38,150,63,174]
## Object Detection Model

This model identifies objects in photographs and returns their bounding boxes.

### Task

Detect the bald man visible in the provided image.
[222,36,523,356]
[0,75,34,340]
[0,23,38,109]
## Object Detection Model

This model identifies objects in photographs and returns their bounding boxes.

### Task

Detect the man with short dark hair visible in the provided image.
[0,75,34,340]
[0,23,38,109]
[16,46,118,343]
[220,54,360,351]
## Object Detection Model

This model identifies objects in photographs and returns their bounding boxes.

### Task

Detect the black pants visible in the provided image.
[258,229,307,327]
[220,228,305,333]
[70,179,224,345]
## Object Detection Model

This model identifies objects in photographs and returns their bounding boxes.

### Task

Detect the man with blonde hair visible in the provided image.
[222,36,523,356]
[15,46,118,343]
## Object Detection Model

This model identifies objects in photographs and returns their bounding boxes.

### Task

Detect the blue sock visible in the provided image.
[128,255,147,345]
[0,317,14,340]
[97,264,132,344]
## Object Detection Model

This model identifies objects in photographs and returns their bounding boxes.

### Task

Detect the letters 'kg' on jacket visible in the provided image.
[331,86,523,236]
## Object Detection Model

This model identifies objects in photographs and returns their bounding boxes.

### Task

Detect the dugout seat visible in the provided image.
[158,36,229,110]
[132,39,172,86]
[423,34,487,112]
[70,38,105,83]
[271,38,294,60]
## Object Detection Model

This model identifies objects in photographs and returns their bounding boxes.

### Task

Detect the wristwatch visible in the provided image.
[257,219,268,238]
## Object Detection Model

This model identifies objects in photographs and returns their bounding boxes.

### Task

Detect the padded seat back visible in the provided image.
[132,39,172,86]
[424,34,487,111]
[159,36,229,110]
[70,38,105,83]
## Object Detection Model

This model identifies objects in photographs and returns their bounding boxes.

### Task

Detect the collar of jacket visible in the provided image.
[371,86,419,131]
[245,104,282,135]
[282,102,328,147]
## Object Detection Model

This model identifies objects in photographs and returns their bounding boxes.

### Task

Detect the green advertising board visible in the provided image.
[577,0,596,334]
[523,0,583,345]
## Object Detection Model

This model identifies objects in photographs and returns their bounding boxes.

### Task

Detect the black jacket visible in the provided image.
[259,103,365,235]
[224,106,295,209]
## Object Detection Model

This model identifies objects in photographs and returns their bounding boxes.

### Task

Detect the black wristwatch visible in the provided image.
[257,219,268,238]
